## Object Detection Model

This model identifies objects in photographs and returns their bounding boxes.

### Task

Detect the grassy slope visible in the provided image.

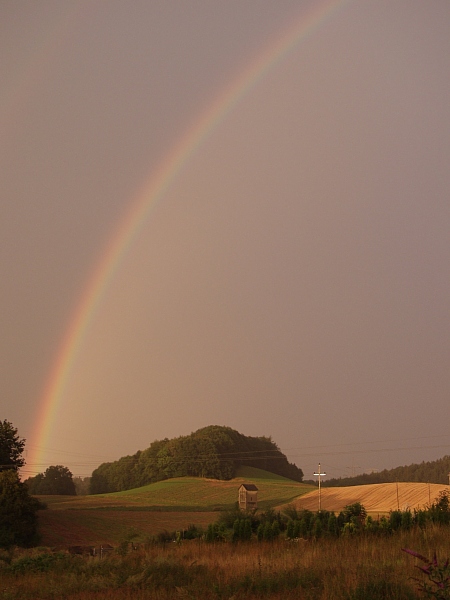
[37,467,313,547]
[41,467,312,511]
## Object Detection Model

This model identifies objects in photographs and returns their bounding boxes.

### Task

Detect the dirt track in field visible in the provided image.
[287,482,449,513]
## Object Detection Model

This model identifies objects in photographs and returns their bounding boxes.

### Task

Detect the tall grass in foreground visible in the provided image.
[2,526,450,599]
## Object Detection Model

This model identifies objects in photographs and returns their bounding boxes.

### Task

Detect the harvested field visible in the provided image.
[289,482,449,514]
[38,508,217,547]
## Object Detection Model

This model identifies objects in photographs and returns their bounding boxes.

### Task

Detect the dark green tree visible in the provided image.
[0,420,25,472]
[428,489,450,524]
[0,467,41,548]
[263,521,273,541]
[311,516,322,538]
[25,472,45,494]
[327,511,339,536]
[49,466,75,495]
[271,520,280,538]
[342,502,366,528]
[25,465,76,495]
[286,519,295,539]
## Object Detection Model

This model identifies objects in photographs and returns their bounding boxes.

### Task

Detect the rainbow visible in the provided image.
[29,0,350,472]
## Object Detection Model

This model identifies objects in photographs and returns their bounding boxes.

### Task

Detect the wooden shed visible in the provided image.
[238,483,258,510]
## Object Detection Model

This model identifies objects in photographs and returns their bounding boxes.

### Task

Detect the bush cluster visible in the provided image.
[283,491,450,540]
[201,490,450,544]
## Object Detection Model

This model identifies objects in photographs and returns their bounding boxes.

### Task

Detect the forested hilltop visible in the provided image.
[90,426,303,494]
[324,455,450,487]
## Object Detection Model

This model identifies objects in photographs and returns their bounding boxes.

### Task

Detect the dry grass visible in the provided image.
[289,482,449,514]
[5,527,450,599]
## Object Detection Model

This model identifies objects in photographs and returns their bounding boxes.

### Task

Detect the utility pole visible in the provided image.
[314,463,326,512]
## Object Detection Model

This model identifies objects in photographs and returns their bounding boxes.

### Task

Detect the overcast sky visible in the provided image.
[2,0,450,481]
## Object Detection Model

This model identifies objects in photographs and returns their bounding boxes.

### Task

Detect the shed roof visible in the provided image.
[239,483,258,491]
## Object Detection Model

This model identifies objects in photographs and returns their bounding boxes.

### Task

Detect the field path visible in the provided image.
[288,482,449,514]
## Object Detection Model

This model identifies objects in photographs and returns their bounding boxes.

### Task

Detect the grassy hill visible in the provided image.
[43,467,310,511]
[37,467,313,547]
[90,425,304,494]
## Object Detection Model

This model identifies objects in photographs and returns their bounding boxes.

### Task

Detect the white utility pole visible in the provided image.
[314,463,326,511]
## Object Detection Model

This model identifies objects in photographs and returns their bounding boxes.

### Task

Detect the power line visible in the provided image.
[23,440,450,468]
[20,435,450,476]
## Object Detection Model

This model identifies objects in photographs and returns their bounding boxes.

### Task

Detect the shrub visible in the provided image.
[183,523,203,539]
[9,552,70,574]
[389,510,403,531]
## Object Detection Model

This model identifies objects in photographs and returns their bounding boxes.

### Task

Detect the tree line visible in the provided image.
[324,455,450,487]
[24,465,76,495]
[90,425,304,494]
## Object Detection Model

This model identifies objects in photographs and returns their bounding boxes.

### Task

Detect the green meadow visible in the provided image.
[37,467,314,546]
